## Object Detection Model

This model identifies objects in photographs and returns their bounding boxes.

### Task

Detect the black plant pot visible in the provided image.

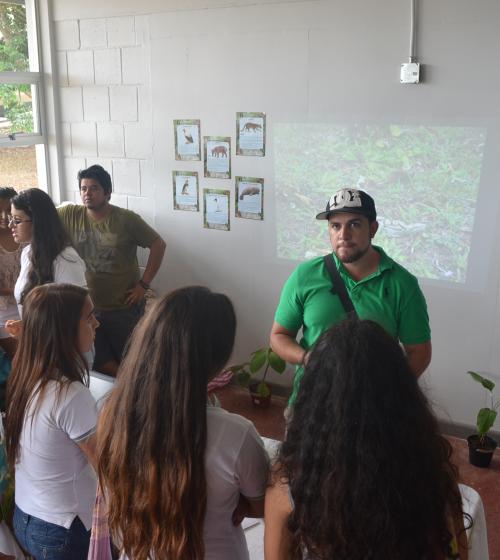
[249,382,271,409]
[467,434,498,468]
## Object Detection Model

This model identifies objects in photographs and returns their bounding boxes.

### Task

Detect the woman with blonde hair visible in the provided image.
[97,286,268,560]
[5,283,99,560]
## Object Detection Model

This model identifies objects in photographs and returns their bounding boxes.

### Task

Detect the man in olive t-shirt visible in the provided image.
[58,164,166,376]
[270,187,431,406]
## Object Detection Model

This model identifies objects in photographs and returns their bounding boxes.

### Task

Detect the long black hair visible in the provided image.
[11,188,70,303]
[97,286,236,559]
[278,318,465,560]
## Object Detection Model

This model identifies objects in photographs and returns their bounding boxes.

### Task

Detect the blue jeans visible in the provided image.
[13,505,90,560]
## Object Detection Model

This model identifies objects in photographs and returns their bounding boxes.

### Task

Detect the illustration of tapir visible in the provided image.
[211,145,228,158]
[239,186,260,200]
[240,122,262,133]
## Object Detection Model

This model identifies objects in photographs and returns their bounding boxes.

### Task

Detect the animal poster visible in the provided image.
[172,171,199,211]
[236,112,266,156]
[235,177,264,220]
[203,189,230,231]
[174,119,201,161]
[204,136,231,179]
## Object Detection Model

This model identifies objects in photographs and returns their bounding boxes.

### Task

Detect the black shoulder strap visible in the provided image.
[323,254,358,318]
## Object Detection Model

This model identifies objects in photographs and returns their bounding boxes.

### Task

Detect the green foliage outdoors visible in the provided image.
[467,371,499,443]
[0,3,33,133]
[230,347,286,398]
[275,123,486,283]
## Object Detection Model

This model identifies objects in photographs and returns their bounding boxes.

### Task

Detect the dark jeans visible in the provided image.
[13,505,90,560]
[94,303,144,367]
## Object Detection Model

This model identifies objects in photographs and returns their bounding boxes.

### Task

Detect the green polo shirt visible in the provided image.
[274,246,430,405]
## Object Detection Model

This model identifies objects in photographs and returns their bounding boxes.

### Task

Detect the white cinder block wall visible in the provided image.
[49,0,500,433]
[55,15,152,265]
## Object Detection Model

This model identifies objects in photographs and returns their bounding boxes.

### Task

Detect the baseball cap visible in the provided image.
[315,188,377,221]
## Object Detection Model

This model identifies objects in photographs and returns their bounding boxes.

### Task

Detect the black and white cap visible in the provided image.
[315,188,377,221]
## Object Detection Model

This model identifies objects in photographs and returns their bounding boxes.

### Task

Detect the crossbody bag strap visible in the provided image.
[323,254,358,318]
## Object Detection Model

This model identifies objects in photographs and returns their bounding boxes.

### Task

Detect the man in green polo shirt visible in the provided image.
[270,187,431,406]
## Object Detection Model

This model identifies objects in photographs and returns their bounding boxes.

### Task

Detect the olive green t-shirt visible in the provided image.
[58,204,159,310]
[274,246,431,405]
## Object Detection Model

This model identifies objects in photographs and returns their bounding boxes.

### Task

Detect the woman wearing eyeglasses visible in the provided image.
[0,187,21,358]
[10,189,86,317]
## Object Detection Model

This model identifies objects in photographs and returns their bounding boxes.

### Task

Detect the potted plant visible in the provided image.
[230,347,286,408]
[466,371,499,468]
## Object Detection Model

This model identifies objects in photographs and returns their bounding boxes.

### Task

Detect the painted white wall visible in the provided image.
[49,0,500,430]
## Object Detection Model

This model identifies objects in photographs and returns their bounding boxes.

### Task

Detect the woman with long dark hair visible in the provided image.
[5,283,99,560]
[0,186,21,358]
[97,286,268,560]
[265,319,469,560]
[10,189,86,315]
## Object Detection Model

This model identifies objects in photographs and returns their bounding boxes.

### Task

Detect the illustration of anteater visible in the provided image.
[240,122,262,133]
[211,145,228,158]
[239,186,260,200]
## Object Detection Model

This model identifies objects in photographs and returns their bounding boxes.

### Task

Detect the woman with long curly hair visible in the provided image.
[265,318,469,560]
[10,188,86,316]
[5,283,99,560]
[97,286,269,560]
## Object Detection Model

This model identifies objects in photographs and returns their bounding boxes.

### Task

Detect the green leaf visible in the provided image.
[477,407,497,437]
[268,350,286,374]
[227,363,248,374]
[256,382,271,398]
[235,370,251,388]
[467,371,495,392]
[250,348,268,373]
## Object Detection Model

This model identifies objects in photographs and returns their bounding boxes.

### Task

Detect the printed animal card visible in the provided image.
[172,171,199,211]
[235,177,264,220]
[236,112,266,156]
[203,189,230,231]
[204,136,231,179]
[174,119,201,161]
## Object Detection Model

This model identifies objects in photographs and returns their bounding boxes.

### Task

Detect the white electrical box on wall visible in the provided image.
[400,62,420,84]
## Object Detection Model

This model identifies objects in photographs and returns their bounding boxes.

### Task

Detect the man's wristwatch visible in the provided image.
[138,279,150,290]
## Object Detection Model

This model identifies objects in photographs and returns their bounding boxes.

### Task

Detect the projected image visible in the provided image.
[275,123,486,283]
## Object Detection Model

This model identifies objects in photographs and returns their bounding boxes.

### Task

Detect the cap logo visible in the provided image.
[329,189,362,210]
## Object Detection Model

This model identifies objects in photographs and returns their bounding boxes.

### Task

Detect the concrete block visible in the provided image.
[61,123,72,156]
[97,123,124,157]
[109,192,128,209]
[83,86,109,121]
[56,52,68,87]
[110,86,137,122]
[128,195,154,224]
[106,16,135,47]
[139,159,155,198]
[67,50,94,86]
[55,20,79,51]
[122,46,144,84]
[79,18,107,49]
[124,123,152,158]
[134,15,149,46]
[94,48,121,85]
[59,87,83,122]
[63,157,86,196]
[71,122,97,157]
[137,85,151,120]
[112,159,141,196]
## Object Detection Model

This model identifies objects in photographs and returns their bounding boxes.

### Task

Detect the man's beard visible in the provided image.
[335,243,370,264]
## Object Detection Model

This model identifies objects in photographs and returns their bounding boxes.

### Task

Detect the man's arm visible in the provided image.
[270,321,306,366]
[125,236,166,306]
[403,341,432,377]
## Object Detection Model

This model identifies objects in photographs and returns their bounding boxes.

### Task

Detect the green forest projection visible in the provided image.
[275,123,486,283]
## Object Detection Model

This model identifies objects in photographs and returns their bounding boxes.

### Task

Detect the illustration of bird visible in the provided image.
[183,128,194,144]
[181,179,189,195]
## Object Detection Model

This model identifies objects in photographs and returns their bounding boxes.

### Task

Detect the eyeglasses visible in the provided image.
[8,216,32,226]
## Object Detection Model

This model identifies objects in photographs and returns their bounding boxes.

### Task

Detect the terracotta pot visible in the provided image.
[249,382,271,409]
[467,434,497,468]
